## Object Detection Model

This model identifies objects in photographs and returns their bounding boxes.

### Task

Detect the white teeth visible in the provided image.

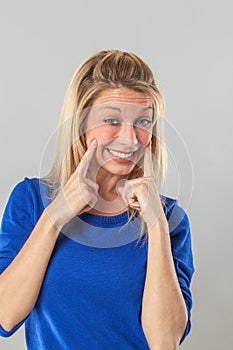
[108,149,134,159]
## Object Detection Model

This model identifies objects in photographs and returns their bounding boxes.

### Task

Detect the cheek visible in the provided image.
[85,126,115,148]
[136,129,152,146]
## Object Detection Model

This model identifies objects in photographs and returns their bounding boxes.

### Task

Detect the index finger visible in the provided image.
[143,143,153,178]
[78,139,98,177]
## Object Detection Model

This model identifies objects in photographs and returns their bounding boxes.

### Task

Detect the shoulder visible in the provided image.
[5,177,50,224]
[160,194,191,235]
[160,194,177,214]
[8,176,47,201]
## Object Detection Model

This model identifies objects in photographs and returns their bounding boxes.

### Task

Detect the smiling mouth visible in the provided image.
[107,148,135,159]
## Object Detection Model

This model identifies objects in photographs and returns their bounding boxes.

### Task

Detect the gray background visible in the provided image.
[0,0,232,349]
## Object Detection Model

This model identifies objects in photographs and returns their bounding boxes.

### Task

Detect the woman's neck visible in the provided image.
[97,169,125,193]
[87,168,129,216]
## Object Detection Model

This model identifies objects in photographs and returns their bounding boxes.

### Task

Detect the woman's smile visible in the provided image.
[101,144,140,168]
[107,148,134,159]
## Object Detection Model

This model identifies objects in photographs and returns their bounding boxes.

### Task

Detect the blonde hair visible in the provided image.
[42,49,168,244]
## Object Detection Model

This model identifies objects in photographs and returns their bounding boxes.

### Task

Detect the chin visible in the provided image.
[102,162,136,176]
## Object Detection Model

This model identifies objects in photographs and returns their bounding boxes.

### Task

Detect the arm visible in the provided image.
[119,147,194,349]
[141,216,188,350]
[0,211,60,332]
[0,139,99,333]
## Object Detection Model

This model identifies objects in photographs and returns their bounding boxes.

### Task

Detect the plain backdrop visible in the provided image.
[0,1,232,349]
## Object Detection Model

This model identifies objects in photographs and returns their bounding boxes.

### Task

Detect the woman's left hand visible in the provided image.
[117,145,166,230]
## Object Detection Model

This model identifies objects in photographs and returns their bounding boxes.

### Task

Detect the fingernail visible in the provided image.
[91,139,97,146]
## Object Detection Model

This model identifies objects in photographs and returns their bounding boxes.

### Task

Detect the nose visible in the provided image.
[118,122,138,147]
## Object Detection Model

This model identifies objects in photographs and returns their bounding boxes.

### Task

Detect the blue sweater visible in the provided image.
[0,177,195,349]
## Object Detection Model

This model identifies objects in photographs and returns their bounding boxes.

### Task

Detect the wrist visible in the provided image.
[146,213,168,233]
[39,209,63,236]
[44,204,66,232]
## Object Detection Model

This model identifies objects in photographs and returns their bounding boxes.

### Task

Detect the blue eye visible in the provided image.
[103,118,152,127]
[135,119,152,127]
[104,118,120,125]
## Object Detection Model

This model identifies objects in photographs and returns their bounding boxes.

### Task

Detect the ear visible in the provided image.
[146,139,152,151]
[79,134,87,149]
[79,118,88,148]
[79,119,86,137]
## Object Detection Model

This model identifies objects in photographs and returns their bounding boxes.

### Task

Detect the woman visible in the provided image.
[0,50,195,349]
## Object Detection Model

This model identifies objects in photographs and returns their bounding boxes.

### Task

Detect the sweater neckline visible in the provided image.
[78,210,130,226]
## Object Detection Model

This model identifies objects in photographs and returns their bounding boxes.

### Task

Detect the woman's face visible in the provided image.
[83,88,154,176]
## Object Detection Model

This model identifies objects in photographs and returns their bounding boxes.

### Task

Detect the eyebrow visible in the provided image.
[98,106,153,112]
[100,106,121,112]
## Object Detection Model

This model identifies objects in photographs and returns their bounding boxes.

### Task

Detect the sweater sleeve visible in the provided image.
[165,199,195,345]
[0,178,35,337]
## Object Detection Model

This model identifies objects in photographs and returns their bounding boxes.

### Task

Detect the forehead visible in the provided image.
[92,88,153,109]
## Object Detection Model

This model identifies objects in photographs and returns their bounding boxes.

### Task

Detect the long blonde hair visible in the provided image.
[42,49,168,243]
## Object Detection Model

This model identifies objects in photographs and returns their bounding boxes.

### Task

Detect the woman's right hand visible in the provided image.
[46,139,99,229]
